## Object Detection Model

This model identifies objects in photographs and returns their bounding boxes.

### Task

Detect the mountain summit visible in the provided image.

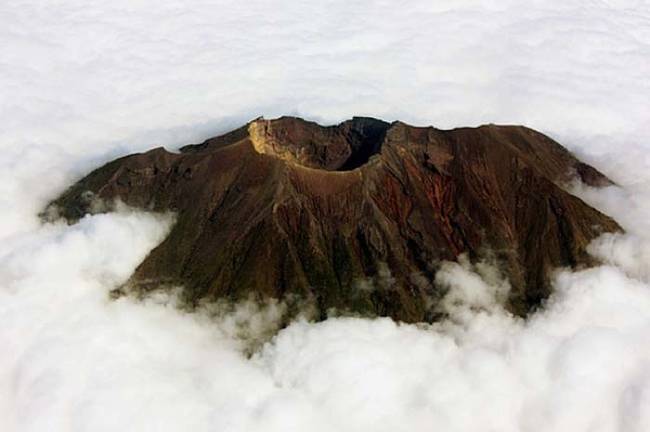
[47,117,621,321]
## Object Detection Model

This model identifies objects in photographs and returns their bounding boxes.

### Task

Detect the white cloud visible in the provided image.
[1,1,650,431]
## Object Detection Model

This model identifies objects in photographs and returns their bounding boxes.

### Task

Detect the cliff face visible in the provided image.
[48,116,621,322]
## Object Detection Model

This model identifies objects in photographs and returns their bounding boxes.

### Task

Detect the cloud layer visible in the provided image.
[1,1,649,431]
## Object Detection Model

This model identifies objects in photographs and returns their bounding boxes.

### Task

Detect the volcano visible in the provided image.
[47,116,621,322]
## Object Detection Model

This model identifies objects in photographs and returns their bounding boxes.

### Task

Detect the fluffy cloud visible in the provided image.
[1,1,649,431]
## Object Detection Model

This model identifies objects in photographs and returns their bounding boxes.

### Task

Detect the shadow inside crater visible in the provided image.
[337,117,391,171]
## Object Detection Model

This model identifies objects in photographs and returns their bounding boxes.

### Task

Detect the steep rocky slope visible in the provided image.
[47,117,621,322]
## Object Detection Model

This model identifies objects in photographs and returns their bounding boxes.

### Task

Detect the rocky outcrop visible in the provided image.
[46,116,621,322]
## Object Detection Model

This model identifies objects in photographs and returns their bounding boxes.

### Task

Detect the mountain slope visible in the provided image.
[47,117,621,321]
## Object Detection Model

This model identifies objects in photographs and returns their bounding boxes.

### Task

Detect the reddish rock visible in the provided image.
[47,116,621,321]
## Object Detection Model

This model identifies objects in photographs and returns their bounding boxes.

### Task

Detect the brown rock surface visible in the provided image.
[47,116,621,322]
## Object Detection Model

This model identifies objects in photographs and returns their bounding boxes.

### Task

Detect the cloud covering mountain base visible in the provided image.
[2,199,649,432]
[1,1,650,431]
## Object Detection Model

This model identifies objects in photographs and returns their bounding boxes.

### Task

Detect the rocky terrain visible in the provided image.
[46,116,621,322]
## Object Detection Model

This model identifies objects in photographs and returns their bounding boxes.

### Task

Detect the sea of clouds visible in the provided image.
[1,1,650,431]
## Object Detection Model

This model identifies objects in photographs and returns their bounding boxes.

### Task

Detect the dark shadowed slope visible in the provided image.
[46,117,621,322]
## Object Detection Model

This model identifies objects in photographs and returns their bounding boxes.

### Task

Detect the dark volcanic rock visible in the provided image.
[47,116,621,322]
